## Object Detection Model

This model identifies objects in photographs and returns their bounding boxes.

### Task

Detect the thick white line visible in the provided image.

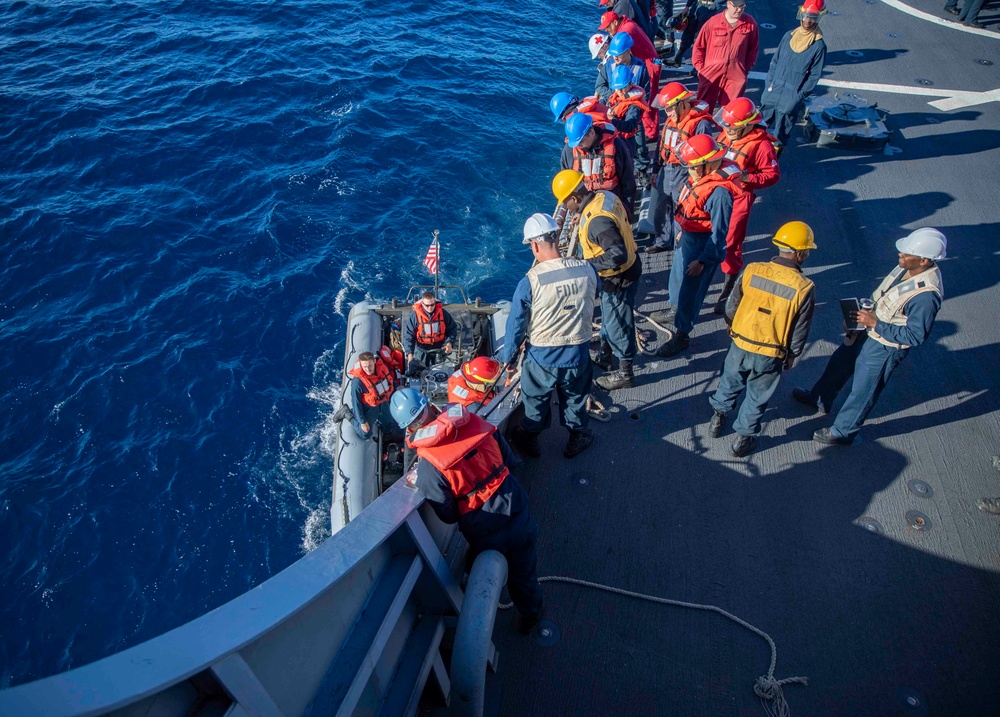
[878,0,1000,38]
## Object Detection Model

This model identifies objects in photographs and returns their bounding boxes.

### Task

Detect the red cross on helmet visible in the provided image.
[677,134,726,167]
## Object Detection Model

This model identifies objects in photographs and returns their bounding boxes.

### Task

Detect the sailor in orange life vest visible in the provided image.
[390,389,545,634]
[795,229,946,446]
[403,290,458,370]
[560,112,637,220]
[447,356,503,410]
[504,213,598,459]
[552,170,642,391]
[707,221,816,458]
[657,134,748,357]
[645,82,717,254]
[339,350,399,441]
[713,97,781,314]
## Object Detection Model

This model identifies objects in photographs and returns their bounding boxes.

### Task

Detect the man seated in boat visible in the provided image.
[342,351,399,441]
[403,291,458,371]
[448,356,503,410]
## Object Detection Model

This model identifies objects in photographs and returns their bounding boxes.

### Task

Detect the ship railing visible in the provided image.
[0,481,496,717]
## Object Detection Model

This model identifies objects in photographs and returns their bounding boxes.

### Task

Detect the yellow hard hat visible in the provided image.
[552,169,584,204]
[772,221,817,251]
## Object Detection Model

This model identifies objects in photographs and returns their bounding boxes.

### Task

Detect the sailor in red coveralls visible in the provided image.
[390,389,545,634]
[403,290,458,370]
[713,97,781,313]
[691,0,759,111]
[447,356,503,410]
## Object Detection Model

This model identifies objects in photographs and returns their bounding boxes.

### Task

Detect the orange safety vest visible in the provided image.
[412,302,447,345]
[607,88,652,139]
[659,102,714,164]
[379,345,405,374]
[676,162,746,234]
[407,404,509,514]
[348,358,395,407]
[447,371,493,408]
[716,126,779,173]
[572,130,619,192]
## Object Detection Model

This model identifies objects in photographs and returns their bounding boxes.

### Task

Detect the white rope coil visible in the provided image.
[500,575,808,717]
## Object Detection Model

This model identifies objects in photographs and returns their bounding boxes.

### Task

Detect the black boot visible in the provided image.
[511,426,542,458]
[708,410,726,437]
[333,404,354,423]
[590,342,615,371]
[656,332,690,357]
[564,429,595,458]
[596,360,635,390]
[714,273,739,315]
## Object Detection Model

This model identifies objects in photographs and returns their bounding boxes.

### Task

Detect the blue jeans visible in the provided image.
[829,338,908,439]
[669,230,720,335]
[650,165,686,248]
[601,282,639,361]
[520,358,593,434]
[709,344,785,436]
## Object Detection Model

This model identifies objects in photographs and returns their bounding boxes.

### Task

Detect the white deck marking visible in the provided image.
[878,0,1000,38]
[661,69,1000,109]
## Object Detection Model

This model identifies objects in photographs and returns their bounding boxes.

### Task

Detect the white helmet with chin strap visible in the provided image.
[522,212,560,244]
[896,227,947,261]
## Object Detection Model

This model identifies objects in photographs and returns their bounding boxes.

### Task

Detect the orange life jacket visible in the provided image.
[447,371,493,408]
[348,358,395,407]
[607,88,652,139]
[379,345,405,373]
[577,96,616,132]
[716,126,779,172]
[676,162,746,234]
[659,102,714,164]
[412,302,447,345]
[572,130,619,192]
[407,404,509,514]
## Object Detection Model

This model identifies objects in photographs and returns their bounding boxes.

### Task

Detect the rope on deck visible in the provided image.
[500,575,808,717]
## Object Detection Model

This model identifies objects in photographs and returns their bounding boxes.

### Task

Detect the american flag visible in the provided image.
[423,238,439,275]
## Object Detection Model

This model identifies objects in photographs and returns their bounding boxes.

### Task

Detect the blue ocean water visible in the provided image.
[0,0,595,686]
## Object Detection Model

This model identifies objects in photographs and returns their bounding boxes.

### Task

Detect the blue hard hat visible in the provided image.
[610,64,633,91]
[607,31,634,57]
[550,92,578,123]
[565,112,594,148]
[390,387,429,429]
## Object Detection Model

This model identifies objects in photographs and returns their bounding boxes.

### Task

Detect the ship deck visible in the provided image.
[489,1,1000,713]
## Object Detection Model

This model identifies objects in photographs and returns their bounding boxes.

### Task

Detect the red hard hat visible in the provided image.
[678,134,726,167]
[718,97,762,128]
[462,357,502,384]
[653,82,693,109]
[800,0,827,16]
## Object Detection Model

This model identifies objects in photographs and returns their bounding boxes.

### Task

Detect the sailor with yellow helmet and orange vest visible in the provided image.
[552,169,641,391]
[447,356,503,410]
[713,96,781,313]
[403,290,458,370]
[706,221,817,458]
[645,81,716,254]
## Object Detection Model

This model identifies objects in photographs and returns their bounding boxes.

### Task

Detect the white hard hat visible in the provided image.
[522,212,560,244]
[896,227,947,261]
[589,32,610,60]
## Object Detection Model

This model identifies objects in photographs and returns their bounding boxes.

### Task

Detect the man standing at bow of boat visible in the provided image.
[403,290,458,371]
[552,170,642,391]
[504,212,598,459]
[798,229,946,446]
[707,222,816,457]
[390,389,545,634]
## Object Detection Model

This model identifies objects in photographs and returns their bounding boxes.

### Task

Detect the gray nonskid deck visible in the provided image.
[489,5,1000,713]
